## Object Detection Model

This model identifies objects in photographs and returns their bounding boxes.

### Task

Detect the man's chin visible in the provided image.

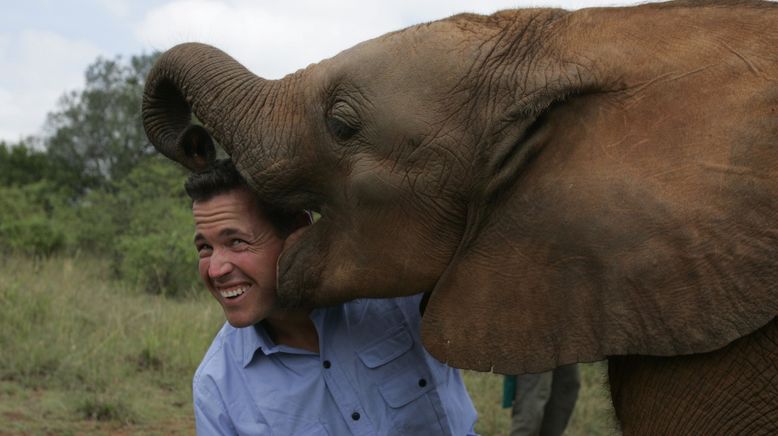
[224,311,262,328]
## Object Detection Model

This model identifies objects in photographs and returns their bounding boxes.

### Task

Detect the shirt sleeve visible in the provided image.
[193,375,238,436]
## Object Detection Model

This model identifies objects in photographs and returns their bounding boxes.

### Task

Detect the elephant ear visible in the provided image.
[420,63,778,374]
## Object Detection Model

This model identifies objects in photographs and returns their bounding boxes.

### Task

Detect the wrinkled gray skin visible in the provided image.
[143,1,778,433]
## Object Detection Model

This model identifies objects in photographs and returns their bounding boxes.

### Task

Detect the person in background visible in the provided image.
[503,364,580,436]
[186,159,478,435]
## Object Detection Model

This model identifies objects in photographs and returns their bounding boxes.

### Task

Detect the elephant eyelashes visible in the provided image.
[327,116,359,141]
[327,100,361,141]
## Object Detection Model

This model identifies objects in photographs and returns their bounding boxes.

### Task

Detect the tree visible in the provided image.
[4,50,201,295]
[0,140,50,187]
[44,52,160,196]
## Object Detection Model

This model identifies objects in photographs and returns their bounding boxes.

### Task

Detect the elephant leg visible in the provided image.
[608,317,778,435]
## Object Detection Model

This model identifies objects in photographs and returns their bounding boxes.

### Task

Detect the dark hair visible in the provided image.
[185,159,302,237]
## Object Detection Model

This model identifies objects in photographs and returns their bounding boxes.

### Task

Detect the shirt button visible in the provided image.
[322,360,331,369]
[418,378,427,387]
[351,412,361,421]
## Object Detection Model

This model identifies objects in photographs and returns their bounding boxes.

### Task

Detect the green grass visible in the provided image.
[464,364,621,435]
[0,255,223,435]
[0,255,620,435]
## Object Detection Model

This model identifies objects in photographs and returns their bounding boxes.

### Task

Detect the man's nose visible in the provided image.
[208,249,234,278]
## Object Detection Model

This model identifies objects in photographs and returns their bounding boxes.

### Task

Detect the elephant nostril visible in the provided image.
[179,124,216,170]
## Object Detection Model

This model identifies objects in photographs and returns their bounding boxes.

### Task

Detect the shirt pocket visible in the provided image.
[377,367,434,407]
[356,325,448,434]
[356,324,414,369]
[376,369,447,434]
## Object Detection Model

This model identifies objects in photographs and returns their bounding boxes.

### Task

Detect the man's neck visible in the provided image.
[262,308,320,353]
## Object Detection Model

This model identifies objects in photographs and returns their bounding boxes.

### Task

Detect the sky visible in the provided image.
[0,0,655,143]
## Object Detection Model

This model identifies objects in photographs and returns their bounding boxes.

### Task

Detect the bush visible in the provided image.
[75,392,137,423]
[111,157,200,297]
[1,152,200,296]
[0,216,64,256]
[0,182,65,257]
[59,188,122,255]
[116,215,199,297]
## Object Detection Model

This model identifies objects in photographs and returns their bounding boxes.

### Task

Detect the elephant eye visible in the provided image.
[327,100,360,141]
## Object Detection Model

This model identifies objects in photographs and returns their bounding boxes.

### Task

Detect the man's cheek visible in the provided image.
[198,259,209,282]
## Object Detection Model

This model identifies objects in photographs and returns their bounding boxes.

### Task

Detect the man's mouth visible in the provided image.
[219,286,248,299]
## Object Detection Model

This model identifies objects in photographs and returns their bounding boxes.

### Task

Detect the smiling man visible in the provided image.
[186,159,477,435]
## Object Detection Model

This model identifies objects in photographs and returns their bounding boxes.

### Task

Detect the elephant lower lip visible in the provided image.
[283,224,310,253]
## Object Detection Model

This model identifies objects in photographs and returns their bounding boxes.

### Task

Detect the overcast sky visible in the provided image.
[0,0,656,143]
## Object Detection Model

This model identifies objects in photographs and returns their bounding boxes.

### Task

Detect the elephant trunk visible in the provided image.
[142,42,273,171]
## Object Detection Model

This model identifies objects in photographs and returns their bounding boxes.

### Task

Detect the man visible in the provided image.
[186,159,477,435]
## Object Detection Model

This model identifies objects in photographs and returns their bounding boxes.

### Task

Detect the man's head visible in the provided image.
[185,159,303,238]
[186,159,309,327]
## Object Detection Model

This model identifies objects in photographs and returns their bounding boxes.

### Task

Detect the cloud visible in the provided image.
[137,0,396,79]
[95,0,133,19]
[0,29,101,142]
[0,0,653,142]
[135,0,649,80]
[134,0,567,79]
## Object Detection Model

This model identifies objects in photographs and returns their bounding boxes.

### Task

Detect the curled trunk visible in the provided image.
[142,42,271,171]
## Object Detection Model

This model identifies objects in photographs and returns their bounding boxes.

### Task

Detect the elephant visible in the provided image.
[142,0,778,433]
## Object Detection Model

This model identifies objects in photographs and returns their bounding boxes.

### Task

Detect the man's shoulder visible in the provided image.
[348,294,423,313]
[374,294,424,323]
[193,322,239,386]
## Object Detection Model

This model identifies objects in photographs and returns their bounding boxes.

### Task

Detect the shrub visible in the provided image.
[75,392,137,423]
[116,219,199,297]
[0,182,65,257]
[111,157,200,297]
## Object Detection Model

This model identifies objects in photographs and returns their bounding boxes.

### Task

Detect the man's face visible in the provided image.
[193,187,283,327]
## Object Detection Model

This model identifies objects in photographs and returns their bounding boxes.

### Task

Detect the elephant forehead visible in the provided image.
[332,21,482,88]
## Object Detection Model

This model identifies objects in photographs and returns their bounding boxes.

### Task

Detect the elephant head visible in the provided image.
[143,1,778,374]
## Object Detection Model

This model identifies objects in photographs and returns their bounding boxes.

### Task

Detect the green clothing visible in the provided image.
[503,374,518,408]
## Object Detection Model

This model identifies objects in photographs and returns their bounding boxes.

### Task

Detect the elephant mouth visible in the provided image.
[282,221,311,254]
[274,216,320,308]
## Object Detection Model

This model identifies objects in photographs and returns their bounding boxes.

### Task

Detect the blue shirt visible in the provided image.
[193,294,478,435]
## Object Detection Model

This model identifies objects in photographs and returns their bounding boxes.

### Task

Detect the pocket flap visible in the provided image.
[357,325,413,368]
[378,373,434,408]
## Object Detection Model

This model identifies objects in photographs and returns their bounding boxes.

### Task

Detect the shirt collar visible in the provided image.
[239,309,327,368]
[238,323,275,367]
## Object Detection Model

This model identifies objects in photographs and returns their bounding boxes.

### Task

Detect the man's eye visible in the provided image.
[230,239,247,247]
[196,244,212,256]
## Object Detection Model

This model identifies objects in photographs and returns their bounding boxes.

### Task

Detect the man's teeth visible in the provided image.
[220,287,247,298]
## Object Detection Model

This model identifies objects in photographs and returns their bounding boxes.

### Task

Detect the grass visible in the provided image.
[0,255,620,435]
[0,255,222,435]
[463,365,621,435]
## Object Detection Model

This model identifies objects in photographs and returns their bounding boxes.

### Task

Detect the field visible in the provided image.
[0,256,619,435]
